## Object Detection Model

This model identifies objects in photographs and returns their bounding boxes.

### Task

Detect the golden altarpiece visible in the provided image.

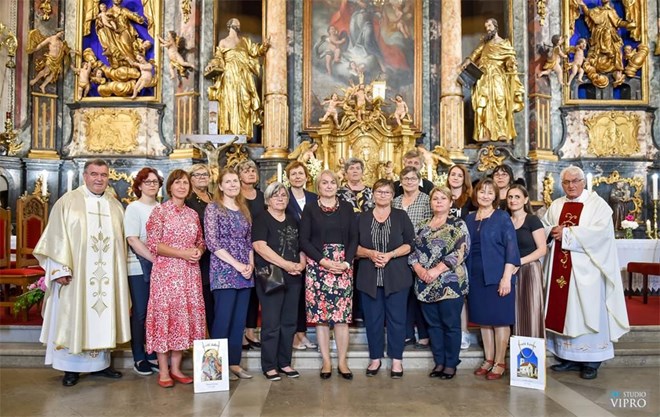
[0,0,658,238]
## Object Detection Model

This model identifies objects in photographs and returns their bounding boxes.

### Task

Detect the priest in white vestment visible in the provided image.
[34,159,131,386]
[541,166,629,380]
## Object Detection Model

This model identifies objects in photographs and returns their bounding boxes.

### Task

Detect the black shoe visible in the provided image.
[246,337,262,349]
[338,368,353,380]
[91,367,122,379]
[147,361,159,373]
[263,371,282,381]
[404,338,416,346]
[429,366,444,378]
[550,361,581,372]
[353,318,365,328]
[133,361,153,376]
[62,372,80,387]
[390,369,403,379]
[365,360,382,377]
[320,367,332,379]
[580,366,598,380]
[439,370,456,380]
[278,368,300,378]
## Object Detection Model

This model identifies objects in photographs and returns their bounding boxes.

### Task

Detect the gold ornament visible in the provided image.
[83,109,140,153]
[543,172,554,208]
[476,145,505,172]
[585,112,640,157]
[592,170,643,222]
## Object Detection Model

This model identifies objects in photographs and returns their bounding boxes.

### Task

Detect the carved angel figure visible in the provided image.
[27,29,72,93]
[389,94,409,126]
[288,141,320,164]
[128,55,157,99]
[158,31,195,82]
[567,38,587,86]
[319,93,342,125]
[537,35,567,85]
[71,60,93,100]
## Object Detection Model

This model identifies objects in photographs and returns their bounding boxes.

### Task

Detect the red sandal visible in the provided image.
[486,363,506,380]
[474,359,494,376]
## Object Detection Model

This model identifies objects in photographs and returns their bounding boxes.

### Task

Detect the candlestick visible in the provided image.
[41,171,48,196]
[586,173,593,192]
[277,163,283,183]
[427,164,433,182]
[67,170,73,193]
[348,147,353,159]
[652,173,658,201]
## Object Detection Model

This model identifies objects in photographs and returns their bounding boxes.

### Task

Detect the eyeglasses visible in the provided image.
[401,177,418,183]
[374,190,393,196]
[143,180,160,186]
[191,173,210,178]
[561,179,584,186]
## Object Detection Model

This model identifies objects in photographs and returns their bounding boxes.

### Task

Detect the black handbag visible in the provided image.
[255,264,286,294]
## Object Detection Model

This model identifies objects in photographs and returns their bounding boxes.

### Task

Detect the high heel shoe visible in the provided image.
[486,363,506,380]
[474,359,494,376]
[246,337,261,349]
[337,367,353,380]
[365,360,382,377]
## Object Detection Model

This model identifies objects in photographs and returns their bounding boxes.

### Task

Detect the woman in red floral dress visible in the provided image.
[146,169,206,388]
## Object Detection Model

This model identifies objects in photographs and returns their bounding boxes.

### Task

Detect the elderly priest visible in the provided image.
[34,159,131,387]
[541,166,629,380]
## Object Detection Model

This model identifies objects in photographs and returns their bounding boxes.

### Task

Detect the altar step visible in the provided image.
[1,326,658,370]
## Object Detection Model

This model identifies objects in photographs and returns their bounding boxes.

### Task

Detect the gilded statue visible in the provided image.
[461,18,524,142]
[623,44,649,78]
[417,145,452,176]
[288,141,320,165]
[622,0,642,41]
[0,23,18,68]
[537,35,567,85]
[578,0,636,88]
[27,29,72,93]
[158,31,194,82]
[81,0,158,98]
[204,18,270,138]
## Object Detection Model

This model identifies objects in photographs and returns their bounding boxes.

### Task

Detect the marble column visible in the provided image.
[262,0,289,159]
[439,0,467,161]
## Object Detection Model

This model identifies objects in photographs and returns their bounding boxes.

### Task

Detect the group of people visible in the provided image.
[33,151,628,388]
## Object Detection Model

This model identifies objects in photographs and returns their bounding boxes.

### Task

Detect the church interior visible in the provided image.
[0,1,659,416]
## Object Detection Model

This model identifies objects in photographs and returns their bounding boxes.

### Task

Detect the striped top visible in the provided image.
[371,216,391,287]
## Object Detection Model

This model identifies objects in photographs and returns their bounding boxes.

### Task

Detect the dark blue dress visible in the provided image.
[466,210,520,326]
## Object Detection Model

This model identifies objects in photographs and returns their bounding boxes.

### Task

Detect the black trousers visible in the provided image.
[255,274,302,372]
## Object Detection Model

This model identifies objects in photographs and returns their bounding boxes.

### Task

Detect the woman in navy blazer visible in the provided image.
[466,178,520,380]
[285,161,319,350]
[356,179,415,378]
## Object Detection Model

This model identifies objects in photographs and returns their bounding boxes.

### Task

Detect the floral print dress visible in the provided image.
[145,200,206,353]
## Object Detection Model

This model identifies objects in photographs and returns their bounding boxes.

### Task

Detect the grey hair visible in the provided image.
[189,163,210,175]
[344,157,364,172]
[560,166,585,181]
[236,159,258,173]
[264,182,288,204]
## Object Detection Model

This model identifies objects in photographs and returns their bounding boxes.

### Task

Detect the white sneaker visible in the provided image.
[461,331,470,350]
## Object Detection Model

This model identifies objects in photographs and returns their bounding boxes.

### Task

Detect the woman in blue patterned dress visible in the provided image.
[205,168,254,380]
[409,186,470,380]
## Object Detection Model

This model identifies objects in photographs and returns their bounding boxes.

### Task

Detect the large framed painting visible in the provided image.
[303,0,422,131]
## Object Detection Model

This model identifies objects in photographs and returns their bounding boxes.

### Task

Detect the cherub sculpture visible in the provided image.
[566,38,587,86]
[537,35,567,85]
[129,55,157,99]
[288,141,320,164]
[378,160,399,181]
[71,60,93,100]
[27,29,73,93]
[158,31,195,82]
[319,93,342,125]
[389,94,409,126]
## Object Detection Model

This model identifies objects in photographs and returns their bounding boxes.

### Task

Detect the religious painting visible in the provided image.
[562,0,648,104]
[74,0,162,101]
[303,0,422,130]
[193,338,229,393]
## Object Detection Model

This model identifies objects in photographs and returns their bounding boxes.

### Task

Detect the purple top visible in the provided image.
[204,202,253,290]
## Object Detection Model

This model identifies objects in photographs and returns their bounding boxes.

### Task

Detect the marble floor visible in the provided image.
[0,366,658,417]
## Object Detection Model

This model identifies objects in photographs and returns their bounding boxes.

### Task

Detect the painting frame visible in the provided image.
[303,0,422,131]
[193,338,230,393]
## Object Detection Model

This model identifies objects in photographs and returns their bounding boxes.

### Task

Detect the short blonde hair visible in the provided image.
[315,169,339,194]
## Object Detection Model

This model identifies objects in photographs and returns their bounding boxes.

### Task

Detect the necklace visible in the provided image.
[476,209,493,232]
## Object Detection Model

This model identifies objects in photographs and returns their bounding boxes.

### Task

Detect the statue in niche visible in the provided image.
[609,181,632,230]
[80,0,158,98]
[389,94,409,126]
[461,18,524,142]
[622,0,642,41]
[577,0,636,88]
[537,35,567,85]
[158,31,194,83]
[27,29,73,93]
[205,18,270,138]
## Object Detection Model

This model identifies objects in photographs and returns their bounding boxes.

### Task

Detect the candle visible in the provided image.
[427,164,433,182]
[41,171,48,196]
[348,147,353,158]
[67,170,73,193]
[277,163,283,183]
[653,173,658,200]
[647,219,652,231]
[380,149,385,161]
[586,173,593,192]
